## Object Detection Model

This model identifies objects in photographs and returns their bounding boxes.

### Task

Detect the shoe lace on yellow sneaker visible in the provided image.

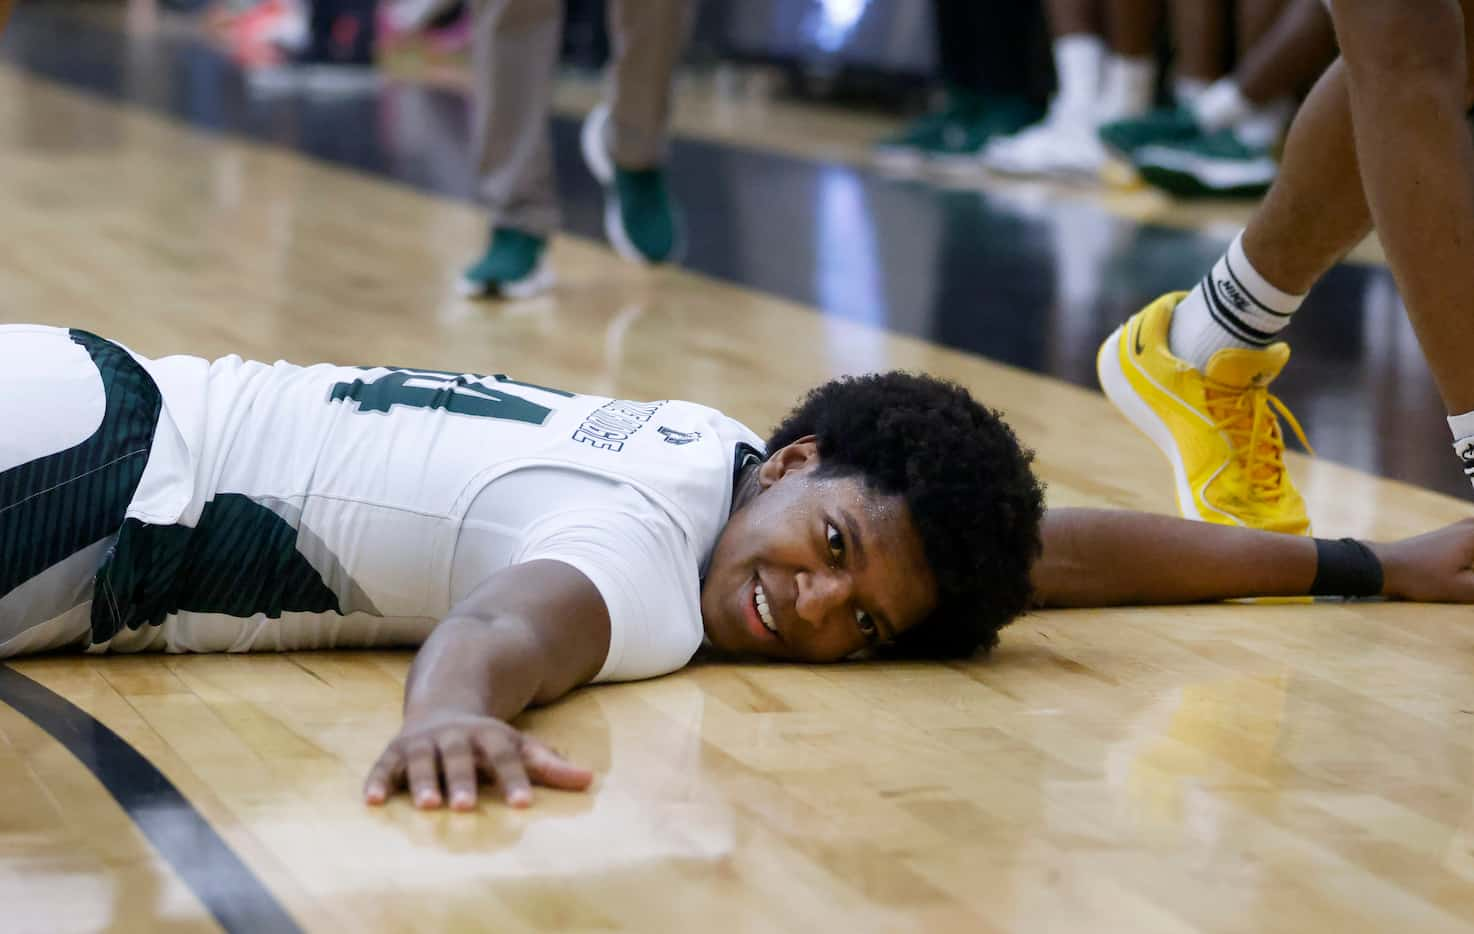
[1204,377,1312,517]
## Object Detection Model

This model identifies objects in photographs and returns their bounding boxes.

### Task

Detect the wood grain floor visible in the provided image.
[3,61,1474,934]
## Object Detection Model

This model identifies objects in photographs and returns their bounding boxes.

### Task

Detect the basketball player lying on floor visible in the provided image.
[4,325,1474,811]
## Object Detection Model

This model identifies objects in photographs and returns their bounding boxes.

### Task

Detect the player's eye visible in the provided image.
[855,609,877,641]
[825,523,845,565]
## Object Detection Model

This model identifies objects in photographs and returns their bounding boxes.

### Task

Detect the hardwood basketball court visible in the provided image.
[3,9,1474,932]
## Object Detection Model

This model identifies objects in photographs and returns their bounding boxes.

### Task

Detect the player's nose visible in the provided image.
[795,568,852,625]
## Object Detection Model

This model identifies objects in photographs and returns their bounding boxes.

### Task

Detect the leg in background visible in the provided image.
[470,0,562,239]
[873,0,1047,170]
[1234,0,1287,59]
[1170,0,1229,88]
[983,0,1119,177]
[1047,0,1104,37]
[1107,0,1164,58]
[1126,0,1334,195]
[1234,0,1337,104]
[1330,0,1474,418]
[579,0,694,264]
[1044,0,1108,117]
[1102,0,1165,119]
[603,0,694,171]
[461,0,562,297]
[1237,61,1370,291]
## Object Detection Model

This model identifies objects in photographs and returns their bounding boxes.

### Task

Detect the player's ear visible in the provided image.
[757,435,819,488]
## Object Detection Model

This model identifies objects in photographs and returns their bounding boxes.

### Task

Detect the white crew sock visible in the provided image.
[1168,231,1306,372]
[1173,76,1210,108]
[1448,410,1474,489]
[1099,54,1156,121]
[1053,34,1106,119]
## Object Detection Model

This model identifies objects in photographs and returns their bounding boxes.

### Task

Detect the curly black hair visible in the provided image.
[765,371,1045,659]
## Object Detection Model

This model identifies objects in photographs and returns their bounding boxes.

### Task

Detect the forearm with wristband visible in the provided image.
[1310,537,1384,598]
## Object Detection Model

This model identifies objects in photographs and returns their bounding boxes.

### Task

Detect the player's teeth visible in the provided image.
[754,583,776,631]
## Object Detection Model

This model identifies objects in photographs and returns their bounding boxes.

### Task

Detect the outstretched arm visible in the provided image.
[363,559,611,810]
[1032,509,1474,608]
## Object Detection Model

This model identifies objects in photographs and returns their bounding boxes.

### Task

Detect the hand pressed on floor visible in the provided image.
[363,710,593,811]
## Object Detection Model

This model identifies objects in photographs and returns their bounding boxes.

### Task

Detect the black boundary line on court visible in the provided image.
[0,664,304,934]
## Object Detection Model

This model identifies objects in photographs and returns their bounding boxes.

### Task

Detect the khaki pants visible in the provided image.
[470,0,694,237]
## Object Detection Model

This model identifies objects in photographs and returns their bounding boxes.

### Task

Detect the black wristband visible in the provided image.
[1310,537,1384,598]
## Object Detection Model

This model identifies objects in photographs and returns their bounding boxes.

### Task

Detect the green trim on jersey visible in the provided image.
[0,329,160,598]
[88,364,586,642]
[91,493,344,641]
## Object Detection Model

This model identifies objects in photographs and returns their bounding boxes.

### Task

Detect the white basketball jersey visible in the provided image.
[95,351,763,679]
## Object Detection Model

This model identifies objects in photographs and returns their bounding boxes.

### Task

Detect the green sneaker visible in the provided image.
[873,91,1042,174]
[580,104,683,265]
[458,227,554,299]
[872,109,957,171]
[1098,106,1201,159]
[1133,130,1279,198]
[931,97,1045,175]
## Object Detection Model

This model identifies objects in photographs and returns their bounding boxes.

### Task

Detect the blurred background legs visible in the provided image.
[461,0,690,298]
[871,0,1046,176]
[1103,0,1336,197]
[460,0,563,298]
[983,0,1162,180]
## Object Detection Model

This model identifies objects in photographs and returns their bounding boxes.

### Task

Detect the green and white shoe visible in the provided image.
[1133,130,1279,198]
[872,108,957,172]
[1098,106,1201,159]
[873,91,1042,174]
[580,104,683,265]
[458,227,554,299]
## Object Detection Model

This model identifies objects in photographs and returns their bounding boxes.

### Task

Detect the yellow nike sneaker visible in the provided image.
[1097,292,1313,534]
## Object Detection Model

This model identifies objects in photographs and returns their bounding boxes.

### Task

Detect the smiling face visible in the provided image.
[700,438,938,662]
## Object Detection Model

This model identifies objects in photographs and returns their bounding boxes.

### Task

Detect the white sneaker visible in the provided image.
[982,113,1106,179]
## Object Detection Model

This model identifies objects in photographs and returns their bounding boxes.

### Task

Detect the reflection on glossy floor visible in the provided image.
[5,45,1474,934]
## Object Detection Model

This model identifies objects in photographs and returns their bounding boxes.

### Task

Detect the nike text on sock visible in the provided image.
[1198,264,1291,346]
[1167,232,1305,369]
